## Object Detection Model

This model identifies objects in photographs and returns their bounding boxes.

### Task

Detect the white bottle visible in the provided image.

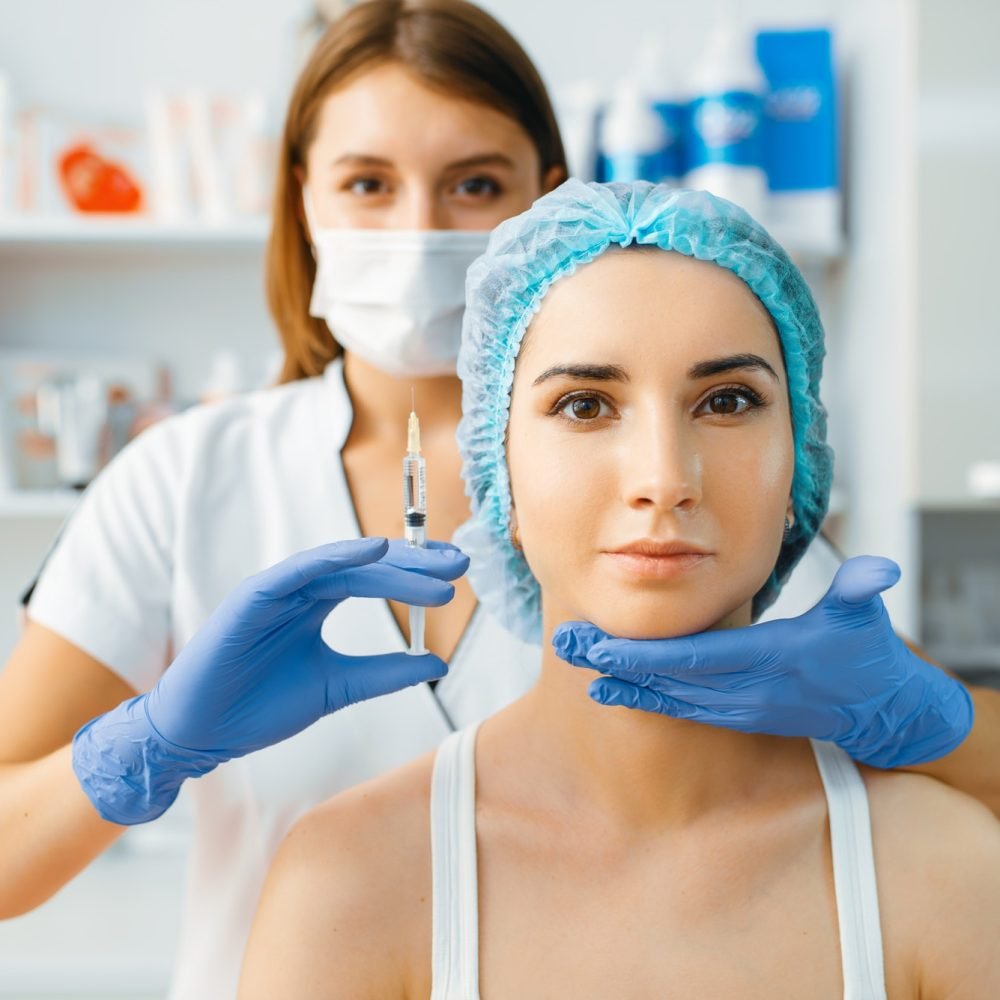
[685,2,768,220]
[597,79,669,184]
[556,81,601,181]
[635,39,687,186]
[145,92,187,222]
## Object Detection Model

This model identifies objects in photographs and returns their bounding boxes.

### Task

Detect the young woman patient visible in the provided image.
[239,181,1000,998]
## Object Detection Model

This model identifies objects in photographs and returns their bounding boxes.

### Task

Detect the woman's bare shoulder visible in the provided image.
[239,749,437,1000]
[862,763,1000,857]
[299,745,437,860]
[860,766,1000,998]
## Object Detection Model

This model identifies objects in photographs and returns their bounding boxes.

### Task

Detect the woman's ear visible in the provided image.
[541,164,567,195]
[509,507,523,551]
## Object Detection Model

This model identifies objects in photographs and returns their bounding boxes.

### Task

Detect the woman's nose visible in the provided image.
[394,187,448,230]
[620,411,702,513]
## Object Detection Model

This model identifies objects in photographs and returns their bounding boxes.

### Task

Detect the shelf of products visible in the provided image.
[0,216,269,247]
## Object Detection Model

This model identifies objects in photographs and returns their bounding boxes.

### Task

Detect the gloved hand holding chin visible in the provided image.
[553,555,974,769]
[73,537,469,824]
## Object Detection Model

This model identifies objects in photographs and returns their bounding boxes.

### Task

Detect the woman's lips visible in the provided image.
[602,547,712,580]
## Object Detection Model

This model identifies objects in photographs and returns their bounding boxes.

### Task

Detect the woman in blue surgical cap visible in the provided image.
[241,182,1000,999]
[0,2,991,996]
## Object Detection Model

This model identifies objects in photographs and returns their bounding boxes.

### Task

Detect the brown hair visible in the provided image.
[267,0,568,384]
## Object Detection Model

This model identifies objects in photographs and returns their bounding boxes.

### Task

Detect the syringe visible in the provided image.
[403,403,427,655]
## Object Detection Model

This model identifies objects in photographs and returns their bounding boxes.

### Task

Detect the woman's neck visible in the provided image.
[341,352,463,445]
[487,609,811,833]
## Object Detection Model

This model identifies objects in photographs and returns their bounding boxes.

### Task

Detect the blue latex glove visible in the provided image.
[553,556,974,769]
[73,537,468,824]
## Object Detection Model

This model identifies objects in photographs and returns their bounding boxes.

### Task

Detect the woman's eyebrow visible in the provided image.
[443,153,516,171]
[532,363,629,387]
[688,353,779,381]
[330,153,393,168]
[330,152,515,170]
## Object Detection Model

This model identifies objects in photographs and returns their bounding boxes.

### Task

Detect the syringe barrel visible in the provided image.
[403,453,426,514]
[402,437,427,655]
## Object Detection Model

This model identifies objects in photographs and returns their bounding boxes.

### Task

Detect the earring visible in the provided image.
[783,517,793,540]
[510,515,523,551]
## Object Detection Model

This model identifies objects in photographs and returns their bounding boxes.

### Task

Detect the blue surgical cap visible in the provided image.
[455,179,833,644]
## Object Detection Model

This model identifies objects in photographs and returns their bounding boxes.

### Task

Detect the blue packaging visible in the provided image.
[686,91,765,172]
[755,29,838,193]
[595,148,666,184]
[683,15,768,220]
[652,100,687,181]
[596,105,684,184]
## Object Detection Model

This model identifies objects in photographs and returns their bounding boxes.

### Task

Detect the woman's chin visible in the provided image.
[583,595,751,641]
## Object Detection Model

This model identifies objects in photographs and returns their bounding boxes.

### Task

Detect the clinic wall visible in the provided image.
[916,0,1000,504]
[830,0,919,630]
[0,0,307,119]
[0,0,853,115]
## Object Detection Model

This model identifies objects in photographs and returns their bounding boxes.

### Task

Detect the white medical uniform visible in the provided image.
[26,357,842,999]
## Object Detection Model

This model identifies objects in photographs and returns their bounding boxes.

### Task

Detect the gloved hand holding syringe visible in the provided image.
[403,395,428,655]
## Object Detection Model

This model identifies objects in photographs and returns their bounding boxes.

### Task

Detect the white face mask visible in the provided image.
[303,187,491,377]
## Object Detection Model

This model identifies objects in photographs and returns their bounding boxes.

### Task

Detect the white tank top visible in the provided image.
[429,723,887,1000]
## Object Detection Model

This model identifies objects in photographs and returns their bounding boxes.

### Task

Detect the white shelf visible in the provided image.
[0,216,269,247]
[0,489,81,518]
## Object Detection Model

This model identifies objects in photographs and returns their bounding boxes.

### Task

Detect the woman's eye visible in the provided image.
[553,393,612,423]
[697,387,765,416]
[345,176,388,196]
[454,175,501,198]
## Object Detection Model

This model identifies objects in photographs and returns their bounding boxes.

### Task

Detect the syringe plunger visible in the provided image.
[403,456,426,517]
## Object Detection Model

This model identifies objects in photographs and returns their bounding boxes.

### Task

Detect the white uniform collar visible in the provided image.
[321,356,354,453]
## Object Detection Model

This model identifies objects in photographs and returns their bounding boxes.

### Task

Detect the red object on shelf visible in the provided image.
[57,142,144,213]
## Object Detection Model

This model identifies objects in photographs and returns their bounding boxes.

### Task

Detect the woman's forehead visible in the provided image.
[520,249,781,373]
[309,63,535,168]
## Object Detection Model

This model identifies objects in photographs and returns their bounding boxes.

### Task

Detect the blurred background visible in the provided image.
[0,0,998,995]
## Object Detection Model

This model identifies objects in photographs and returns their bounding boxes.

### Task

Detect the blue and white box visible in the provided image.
[756,28,841,255]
